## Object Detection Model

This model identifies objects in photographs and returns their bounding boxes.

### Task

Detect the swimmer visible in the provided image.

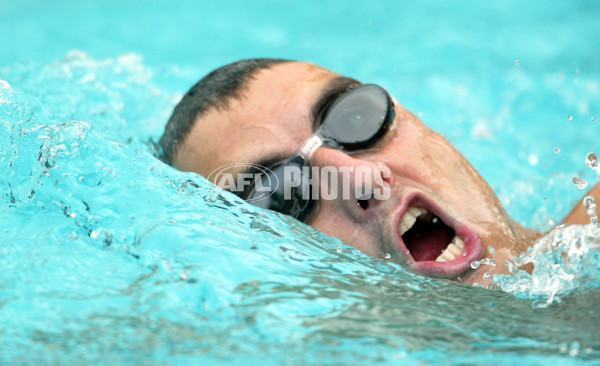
[160,58,600,285]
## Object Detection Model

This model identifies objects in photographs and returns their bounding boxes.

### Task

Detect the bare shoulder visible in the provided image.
[560,183,600,226]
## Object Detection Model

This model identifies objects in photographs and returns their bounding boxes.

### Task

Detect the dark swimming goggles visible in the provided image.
[239,84,395,222]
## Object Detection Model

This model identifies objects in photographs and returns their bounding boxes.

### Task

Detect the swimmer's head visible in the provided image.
[161,59,538,285]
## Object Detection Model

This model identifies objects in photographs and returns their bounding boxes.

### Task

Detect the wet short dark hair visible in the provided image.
[159,58,290,164]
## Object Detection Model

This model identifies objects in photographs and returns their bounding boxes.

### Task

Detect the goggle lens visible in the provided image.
[242,84,394,221]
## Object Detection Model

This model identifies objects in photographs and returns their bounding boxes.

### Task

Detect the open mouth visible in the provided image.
[400,207,465,262]
[395,200,483,278]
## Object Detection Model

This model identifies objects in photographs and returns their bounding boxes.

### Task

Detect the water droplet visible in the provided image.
[584,196,596,210]
[592,117,596,122]
[554,147,560,153]
[585,152,598,169]
[558,73,564,80]
[487,284,495,290]
[514,59,520,66]
[557,88,561,93]
[583,196,598,224]
[505,260,518,274]
[479,258,495,266]
[528,154,538,166]
[568,115,573,121]
[483,272,491,279]
[491,274,500,283]
[471,260,480,269]
[472,282,482,288]
[573,177,588,189]
[432,217,438,224]
[336,246,342,253]
[384,253,391,260]
[487,245,495,255]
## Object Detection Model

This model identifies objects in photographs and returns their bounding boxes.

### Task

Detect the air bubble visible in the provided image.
[554,147,560,153]
[384,253,391,260]
[336,245,342,253]
[585,152,598,169]
[569,341,581,357]
[572,177,588,189]
[559,342,568,354]
[470,260,480,269]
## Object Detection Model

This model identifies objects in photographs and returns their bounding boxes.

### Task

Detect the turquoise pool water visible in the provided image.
[1,1,599,364]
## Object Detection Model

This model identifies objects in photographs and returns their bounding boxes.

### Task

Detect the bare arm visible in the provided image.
[560,183,600,225]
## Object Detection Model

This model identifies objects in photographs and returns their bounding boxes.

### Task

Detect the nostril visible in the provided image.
[357,198,369,210]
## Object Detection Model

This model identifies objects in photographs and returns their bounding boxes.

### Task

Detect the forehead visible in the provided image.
[175,62,341,178]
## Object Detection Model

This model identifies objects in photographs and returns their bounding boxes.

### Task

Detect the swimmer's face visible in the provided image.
[175,62,536,285]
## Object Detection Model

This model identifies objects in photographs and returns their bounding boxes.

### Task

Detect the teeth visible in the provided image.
[447,243,462,257]
[435,235,467,262]
[453,236,465,250]
[440,249,456,262]
[398,207,467,264]
[399,206,427,236]
[408,206,427,217]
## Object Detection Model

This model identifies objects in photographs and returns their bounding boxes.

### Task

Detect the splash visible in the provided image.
[495,197,600,308]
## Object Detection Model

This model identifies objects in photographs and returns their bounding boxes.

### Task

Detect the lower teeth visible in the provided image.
[435,236,465,262]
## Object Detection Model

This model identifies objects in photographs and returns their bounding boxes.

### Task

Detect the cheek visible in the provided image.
[308,204,384,257]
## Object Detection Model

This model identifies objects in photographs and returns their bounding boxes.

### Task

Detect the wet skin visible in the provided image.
[174,61,596,286]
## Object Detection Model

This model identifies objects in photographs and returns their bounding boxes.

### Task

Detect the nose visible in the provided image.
[309,147,392,222]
